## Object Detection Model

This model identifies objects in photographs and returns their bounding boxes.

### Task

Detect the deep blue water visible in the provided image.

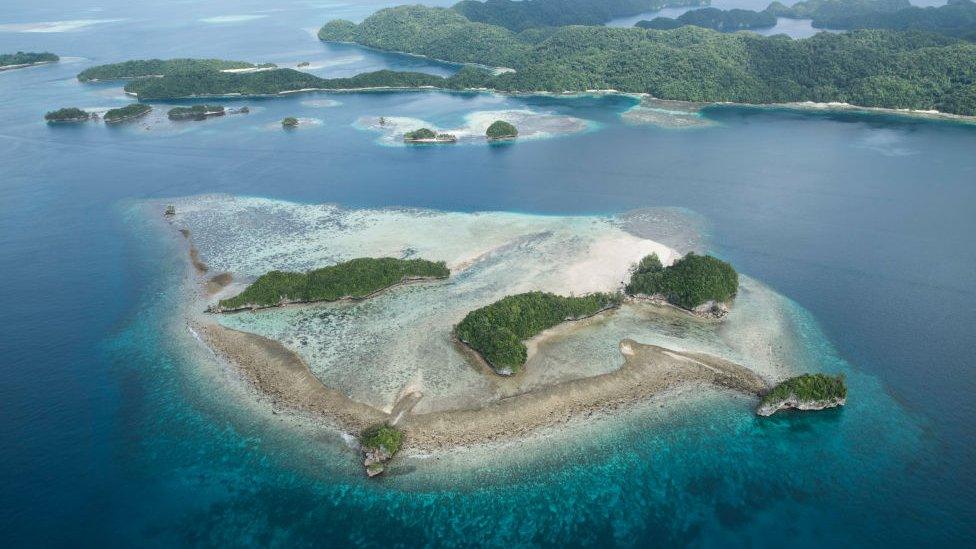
[1,1,975,546]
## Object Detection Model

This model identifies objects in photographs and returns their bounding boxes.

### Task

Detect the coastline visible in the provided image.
[0,60,56,72]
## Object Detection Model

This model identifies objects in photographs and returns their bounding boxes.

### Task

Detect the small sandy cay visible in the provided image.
[160,196,799,463]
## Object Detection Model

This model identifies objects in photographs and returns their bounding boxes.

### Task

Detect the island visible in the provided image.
[801,0,976,38]
[281,117,299,128]
[44,107,91,123]
[404,128,457,143]
[210,257,450,312]
[360,423,404,477]
[626,252,738,316]
[318,4,976,115]
[637,7,776,31]
[1,51,58,71]
[485,120,518,141]
[757,373,848,416]
[103,103,152,124]
[454,291,622,375]
[453,0,709,32]
[117,65,448,100]
[77,58,271,82]
[167,105,225,120]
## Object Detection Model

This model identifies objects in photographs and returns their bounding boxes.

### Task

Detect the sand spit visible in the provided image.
[199,319,767,452]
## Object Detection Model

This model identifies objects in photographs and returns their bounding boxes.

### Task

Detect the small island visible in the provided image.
[44,107,91,123]
[281,117,299,128]
[404,128,457,143]
[636,8,776,31]
[757,374,848,416]
[210,257,450,312]
[103,103,152,124]
[77,58,267,82]
[360,423,404,477]
[486,120,518,141]
[455,291,622,375]
[167,105,225,120]
[626,252,738,317]
[1,51,58,71]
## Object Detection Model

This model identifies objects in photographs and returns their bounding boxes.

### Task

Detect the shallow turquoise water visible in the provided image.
[1,0,974,546]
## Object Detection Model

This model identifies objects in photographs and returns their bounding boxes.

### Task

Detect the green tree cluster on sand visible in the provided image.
[215,257,449,311]
[453,0,708,32]
[77,58,263,81]
[455,291,622,374]
[486,120,518,139]
[0,51,58,67]
[637,7,776,31]
[103,103,151,123]
[626,252,738,310]
[281,117,299,127]
[404,128,437,139]
[361,424,404,455]
[44,107,90,122]
[760,374,847,407]
[318,5,976,115]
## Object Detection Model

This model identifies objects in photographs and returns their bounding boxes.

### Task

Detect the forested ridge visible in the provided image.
[319,5,976,115]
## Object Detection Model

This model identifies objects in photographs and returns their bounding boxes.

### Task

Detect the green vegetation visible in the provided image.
[0,51,58,68]
[103,103,151,123]
[486,120,518,139]
[77,58,266,82]
[761,374,847,407]
[215,257,449,311]
[404,127,436,140]
[122,68,448,100]
[360,423,405,455]
[766,0,909,20]
[167,105,225,120]
[809,0,976,40]
[455,291,622,374]
[319,5,976,115]
[453,0,708,32]
[626,252,738,310]
[637,8,776,31]
[281,117,299,127]
[44,107,90,122]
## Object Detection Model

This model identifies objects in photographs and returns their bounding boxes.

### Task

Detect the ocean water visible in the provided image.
[1,0,975,546]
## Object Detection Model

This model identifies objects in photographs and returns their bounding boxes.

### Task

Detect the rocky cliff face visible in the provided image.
[757,395,847,417]
[363,446,392,477]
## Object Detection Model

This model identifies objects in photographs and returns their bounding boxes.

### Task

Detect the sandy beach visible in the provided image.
[198,318,767,452]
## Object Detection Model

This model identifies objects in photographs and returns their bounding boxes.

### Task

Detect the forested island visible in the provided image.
[44,107,91,123]
[404,128,457,143]
[167,105,225,120]
[0,51,58,70]
[486,120,518,140]
[626,253,738,314]
[637,8,776,31]
[103,104,152,123]
[455,291,622,375]
[452,0,708,32]
[282,117,300,127]
[757,373,848,416]
[319,4,976,115]
[117,66,449,99]
[805,0,976,39]
[212,257,450,312]
[77,59,270,82]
